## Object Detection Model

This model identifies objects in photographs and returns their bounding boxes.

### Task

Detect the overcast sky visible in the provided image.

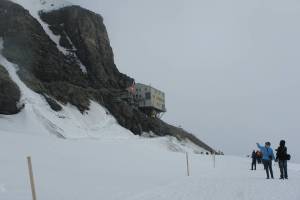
[69,0,300,161]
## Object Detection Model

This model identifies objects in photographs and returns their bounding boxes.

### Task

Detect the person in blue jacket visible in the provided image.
[256,142,275,179]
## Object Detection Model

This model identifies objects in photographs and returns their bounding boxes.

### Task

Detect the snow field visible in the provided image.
[0,131,299,200]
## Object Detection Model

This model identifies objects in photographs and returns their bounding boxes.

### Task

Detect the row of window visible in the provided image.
[136,93,164,101]
[136,87,164,96]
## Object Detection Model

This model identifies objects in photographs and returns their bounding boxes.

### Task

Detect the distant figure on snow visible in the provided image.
[276,140,290,179]
[257,142,275,179]
[251,150,257,170]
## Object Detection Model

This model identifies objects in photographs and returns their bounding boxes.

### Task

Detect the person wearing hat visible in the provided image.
[276,140,289,179]
[257,142,275,179]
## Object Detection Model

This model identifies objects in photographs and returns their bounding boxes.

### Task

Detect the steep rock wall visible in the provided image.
[0,0,216,153]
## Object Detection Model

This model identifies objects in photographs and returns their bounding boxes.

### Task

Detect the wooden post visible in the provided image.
[186,152,190,176]
[213,153,216,168]
[27,156,37,200]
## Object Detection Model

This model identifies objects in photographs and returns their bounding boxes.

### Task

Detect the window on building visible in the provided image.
[145,92,151,99]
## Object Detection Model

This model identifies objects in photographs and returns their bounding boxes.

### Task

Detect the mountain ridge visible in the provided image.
[0,0,216,153]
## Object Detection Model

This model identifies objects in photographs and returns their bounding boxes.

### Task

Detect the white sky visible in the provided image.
[69,0,300,161]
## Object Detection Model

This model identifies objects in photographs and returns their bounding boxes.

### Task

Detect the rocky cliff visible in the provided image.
[0,64,21,114]
[0,0,216,153]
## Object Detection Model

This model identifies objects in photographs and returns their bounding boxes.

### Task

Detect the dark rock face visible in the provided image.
[0,65,21,114]
[43,95,62,111]
[0,0,216,152]
[0,0,91,112]
[39,6,133,90]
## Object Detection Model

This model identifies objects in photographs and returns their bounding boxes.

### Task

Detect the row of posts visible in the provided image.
[25,153,216,200]
[186,152,216,176]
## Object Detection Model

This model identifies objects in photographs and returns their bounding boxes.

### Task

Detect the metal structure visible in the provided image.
[135,83,166,118]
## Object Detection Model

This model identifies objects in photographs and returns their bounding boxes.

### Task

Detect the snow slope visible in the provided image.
[0,37,134,139]
[1,0,210,155]
[0,130,299,200]
[0,36,209,155]
[0,1,211,153]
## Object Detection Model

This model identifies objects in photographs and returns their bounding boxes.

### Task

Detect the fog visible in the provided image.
[69,0,300,162]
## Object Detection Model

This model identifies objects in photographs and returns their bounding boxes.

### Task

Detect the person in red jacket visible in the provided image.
[256,150,262,164]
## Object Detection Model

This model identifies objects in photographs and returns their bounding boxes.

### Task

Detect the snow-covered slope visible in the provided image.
[0,37,131,139]
[0,130,299,200]
[2,3,109,138]
[1,35,208,153]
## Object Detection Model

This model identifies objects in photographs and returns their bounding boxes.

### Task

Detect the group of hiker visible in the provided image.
[250,140,290,180]
[251,150,262,170]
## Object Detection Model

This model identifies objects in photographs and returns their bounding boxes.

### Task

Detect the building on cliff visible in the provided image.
[134,83,166,118]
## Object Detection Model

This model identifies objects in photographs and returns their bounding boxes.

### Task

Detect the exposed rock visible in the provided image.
[42,94,62,111]
[39,6,134,89]
[0,64,21,114]
[0,0,216,152]
[0,0,89,111]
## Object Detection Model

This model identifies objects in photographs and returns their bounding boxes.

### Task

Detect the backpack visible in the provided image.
[277,146,288,160]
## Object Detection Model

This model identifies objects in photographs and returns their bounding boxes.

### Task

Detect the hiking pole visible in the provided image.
[27,156,37,200]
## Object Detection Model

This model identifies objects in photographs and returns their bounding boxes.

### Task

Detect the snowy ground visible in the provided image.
[0,131,300,200]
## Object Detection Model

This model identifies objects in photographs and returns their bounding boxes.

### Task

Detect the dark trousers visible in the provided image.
[279,160,288,179]
[251,160,256,170]
[262,159,273,178]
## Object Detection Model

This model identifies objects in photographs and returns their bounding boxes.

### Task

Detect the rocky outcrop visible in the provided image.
[0,64,21,114]
[0,0,216,153]
[39,6,133,90]
[0,0,91,112]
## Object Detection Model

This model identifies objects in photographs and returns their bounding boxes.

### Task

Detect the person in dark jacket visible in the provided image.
[257,142,275,179]
[251,150,257,170]
[276,140,288,179]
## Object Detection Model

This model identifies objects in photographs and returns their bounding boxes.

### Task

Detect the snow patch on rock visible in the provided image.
[10,0,87,73]
[0,38,133,139]
[12,0,72,13]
